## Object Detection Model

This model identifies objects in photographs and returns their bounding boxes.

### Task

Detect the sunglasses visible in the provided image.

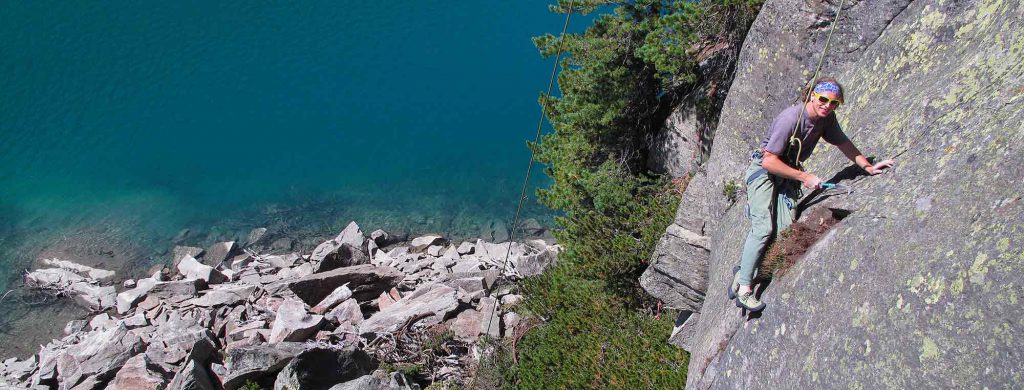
[812,93,842,108]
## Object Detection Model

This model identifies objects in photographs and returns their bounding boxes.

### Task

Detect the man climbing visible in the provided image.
[728,77,896,312]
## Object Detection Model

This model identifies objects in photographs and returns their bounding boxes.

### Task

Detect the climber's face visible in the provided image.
[810,91,842,118]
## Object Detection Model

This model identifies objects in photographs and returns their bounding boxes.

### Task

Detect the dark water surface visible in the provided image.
[0,1,575,356]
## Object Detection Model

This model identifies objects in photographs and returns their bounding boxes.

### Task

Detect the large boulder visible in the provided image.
[511,245,559,277]
[176,256,226,284]
[116,278,159,314]
[39,258,116,282]
[287,265,405,305]
[166,358,215,390]
[107,354,166,390]
[172,246,204,268]
[57,324,146,388]
[409,235,444,253]
[311,285,353,315]
[268,299,324,343]
[310,222,365,262]
[190,285,255,308]
[204,241,239,267]
[315,244,369,273]
[148,279,206,300]
[326,299,364,325]
[358,283,459,335]
[222,343,308,390]
[272,347,372,390]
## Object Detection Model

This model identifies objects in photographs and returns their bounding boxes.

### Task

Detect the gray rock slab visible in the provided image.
[654,0,1024,388]
[443,276,485,294]
[115,278,159,314]
[107,354,166,390]
[148,279,206,300]
[640,225,709,312]
[358,283,459,335]
[310,222,365,263]
[222,343,308,390]
[315,244,369,273]
[272,347,372,390]
[478,296,501,339]
[176,256,226,284]
[190,285,255,307]
[166,358,215,390]
[204,241,238,267]
[456,241,475,255]
[58,324,145,388]
[311,285,353,315]
[39,258,115,282]
[172,246,204,269]
[268,299,323,343]
[511,246,558,277]
[70,283,116,311]
[245,228,268,247]
[287,264,405,306]
[409,235,444,253]
[325,299,363,326]
[263,253,300,269]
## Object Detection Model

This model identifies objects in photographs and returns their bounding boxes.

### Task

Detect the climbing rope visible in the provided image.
[786,0,848,167]
[484,1,575,337]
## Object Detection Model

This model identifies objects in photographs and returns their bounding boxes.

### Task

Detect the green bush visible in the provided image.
[723,179,740,202]
[511,272,688,388]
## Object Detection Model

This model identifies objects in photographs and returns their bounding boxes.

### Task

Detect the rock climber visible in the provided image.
[728,77,895,312]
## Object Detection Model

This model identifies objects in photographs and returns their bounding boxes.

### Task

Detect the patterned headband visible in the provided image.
[813,81,842,94]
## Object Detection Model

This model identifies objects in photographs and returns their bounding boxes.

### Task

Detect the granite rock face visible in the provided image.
[643,0,1024,388]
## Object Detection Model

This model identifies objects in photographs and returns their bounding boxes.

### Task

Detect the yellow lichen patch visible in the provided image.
[919,336,941,362]
[923,276,946,305]
[907,274,927,294]
[852,301,872,327]
[997,238,1010,252]
[951,272,966,295]
[969,252,990,284]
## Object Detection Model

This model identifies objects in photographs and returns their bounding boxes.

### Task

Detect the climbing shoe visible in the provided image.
[727,266,740,300]
[735,290,766,312]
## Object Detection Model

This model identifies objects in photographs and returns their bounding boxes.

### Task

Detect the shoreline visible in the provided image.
[0,201,555,358]
[0,219,556,389]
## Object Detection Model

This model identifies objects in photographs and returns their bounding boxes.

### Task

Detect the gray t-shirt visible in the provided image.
[760,104,849,165]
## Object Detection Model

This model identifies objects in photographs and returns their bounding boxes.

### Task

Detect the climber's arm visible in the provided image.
[762,151,821,189]
[835,141,895,175]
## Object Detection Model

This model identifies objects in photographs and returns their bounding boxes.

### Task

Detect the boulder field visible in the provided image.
[1,221,558,389]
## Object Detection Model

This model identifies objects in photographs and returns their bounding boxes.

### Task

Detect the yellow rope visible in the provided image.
[787,0,848,168]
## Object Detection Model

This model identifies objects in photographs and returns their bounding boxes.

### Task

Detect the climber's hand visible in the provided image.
[800,173,822,189]
[866,159,896,175]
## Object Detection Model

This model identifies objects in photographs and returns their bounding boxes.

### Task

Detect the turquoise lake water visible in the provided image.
[0,1,581,354]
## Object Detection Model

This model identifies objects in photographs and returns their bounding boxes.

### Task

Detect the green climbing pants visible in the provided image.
[737,152,800,286]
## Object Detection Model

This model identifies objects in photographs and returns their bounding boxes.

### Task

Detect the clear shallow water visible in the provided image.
[0,1,577,355]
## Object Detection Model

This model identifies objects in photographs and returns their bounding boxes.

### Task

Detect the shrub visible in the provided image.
[723,179,740,202]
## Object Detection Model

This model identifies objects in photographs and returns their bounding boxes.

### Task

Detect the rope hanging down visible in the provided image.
[787,0,847,166]
[481,1,573,333]
[497,0,575,277]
